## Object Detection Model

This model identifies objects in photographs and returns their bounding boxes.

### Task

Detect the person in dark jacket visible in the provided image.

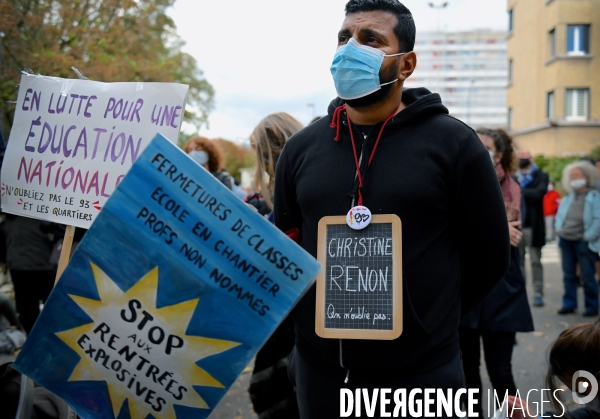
[274,1,509,416]
[183,136,234,190]
[4,215,57,334]
[459,128,534,417]
[517,149,549,307]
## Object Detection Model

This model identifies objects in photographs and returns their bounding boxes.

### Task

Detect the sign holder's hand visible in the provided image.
[508,221,522,247]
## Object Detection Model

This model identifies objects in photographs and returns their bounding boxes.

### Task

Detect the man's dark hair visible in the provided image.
[345,0,416,52]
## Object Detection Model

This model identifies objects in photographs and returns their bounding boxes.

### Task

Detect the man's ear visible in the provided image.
[398,51,417,81]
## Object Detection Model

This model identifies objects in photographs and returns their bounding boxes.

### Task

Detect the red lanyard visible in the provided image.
[347,110,396,206]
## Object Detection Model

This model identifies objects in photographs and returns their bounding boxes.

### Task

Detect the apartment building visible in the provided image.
[404,30,508,128]
[506,0,600,155]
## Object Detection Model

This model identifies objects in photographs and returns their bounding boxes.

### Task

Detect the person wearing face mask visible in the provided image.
[459,128,534,417]
[516,149,549,308]
[246,112,304,222]
[506,320,600,419]
[182,136,234,190]
[246,112,304,419]
[274,0,509,416]
[555,161,600,317]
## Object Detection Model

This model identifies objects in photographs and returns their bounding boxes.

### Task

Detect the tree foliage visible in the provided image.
[534,155,579,186]
[534,143,600,190]
[590,145,600,162]
[214,138,255,181]
[0,0,214,137]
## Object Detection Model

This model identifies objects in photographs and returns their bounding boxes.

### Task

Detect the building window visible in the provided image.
[508,108,513,128]
[549,29,555,57]
[508,59,513,83]
[547,91,555,119]
[508,9,513,32]
[565,88,589,120]
[566,25,590,55]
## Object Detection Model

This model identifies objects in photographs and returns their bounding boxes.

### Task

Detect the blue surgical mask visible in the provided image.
[330,38,407,100]
[190,150,209,166]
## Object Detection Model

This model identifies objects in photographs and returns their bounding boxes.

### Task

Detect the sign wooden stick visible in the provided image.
[55,225,76,284]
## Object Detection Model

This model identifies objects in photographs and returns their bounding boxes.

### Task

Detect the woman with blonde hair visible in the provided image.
[247,112,303,218]
[247,112,303,419]
[555,161,600,317]
[183,136,234,190]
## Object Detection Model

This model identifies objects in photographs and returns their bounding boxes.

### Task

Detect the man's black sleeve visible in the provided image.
[522,171,549,203]
[273,144,302,233]
[452,131,511,315]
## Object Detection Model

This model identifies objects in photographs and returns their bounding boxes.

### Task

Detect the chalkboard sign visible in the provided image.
[315,214,402,340]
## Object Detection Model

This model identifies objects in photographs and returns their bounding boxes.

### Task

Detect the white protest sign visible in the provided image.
[1,73,188,229]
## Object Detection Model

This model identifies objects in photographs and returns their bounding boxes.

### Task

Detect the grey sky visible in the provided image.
[170,0,508,142]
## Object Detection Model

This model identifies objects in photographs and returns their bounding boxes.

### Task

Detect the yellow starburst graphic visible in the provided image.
[56,263,240,419]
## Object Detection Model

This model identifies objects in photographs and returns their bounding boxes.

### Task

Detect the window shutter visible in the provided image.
[576,89,588,117]
[566,90,573,117]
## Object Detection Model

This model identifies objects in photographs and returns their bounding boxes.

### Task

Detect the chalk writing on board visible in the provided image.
[324,223,394,331]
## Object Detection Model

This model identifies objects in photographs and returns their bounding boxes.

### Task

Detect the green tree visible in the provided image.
[0,0,213,137]
[534,154,579,194]
[214,138,254,181]
[243,148,256,170]
[590,145,600,162]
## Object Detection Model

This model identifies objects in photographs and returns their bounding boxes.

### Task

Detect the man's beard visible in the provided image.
[345,58,400,109]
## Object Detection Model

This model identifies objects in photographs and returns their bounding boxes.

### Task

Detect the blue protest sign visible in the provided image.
[13,133,320,419]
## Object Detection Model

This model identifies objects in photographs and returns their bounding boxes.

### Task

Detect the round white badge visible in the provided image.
[346,206,372,230]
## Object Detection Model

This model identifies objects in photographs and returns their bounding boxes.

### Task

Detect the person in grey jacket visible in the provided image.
[555,161,600,317]
[4,215,57,333]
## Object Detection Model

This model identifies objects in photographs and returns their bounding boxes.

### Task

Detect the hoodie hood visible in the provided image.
[327,87,448,125]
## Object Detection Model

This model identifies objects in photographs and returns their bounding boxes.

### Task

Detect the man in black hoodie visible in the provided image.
[274,1,509,417]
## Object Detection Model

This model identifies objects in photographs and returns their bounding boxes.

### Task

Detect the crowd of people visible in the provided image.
[1,119,599,418]
[1,111,598,418]
[1,1,600,418]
